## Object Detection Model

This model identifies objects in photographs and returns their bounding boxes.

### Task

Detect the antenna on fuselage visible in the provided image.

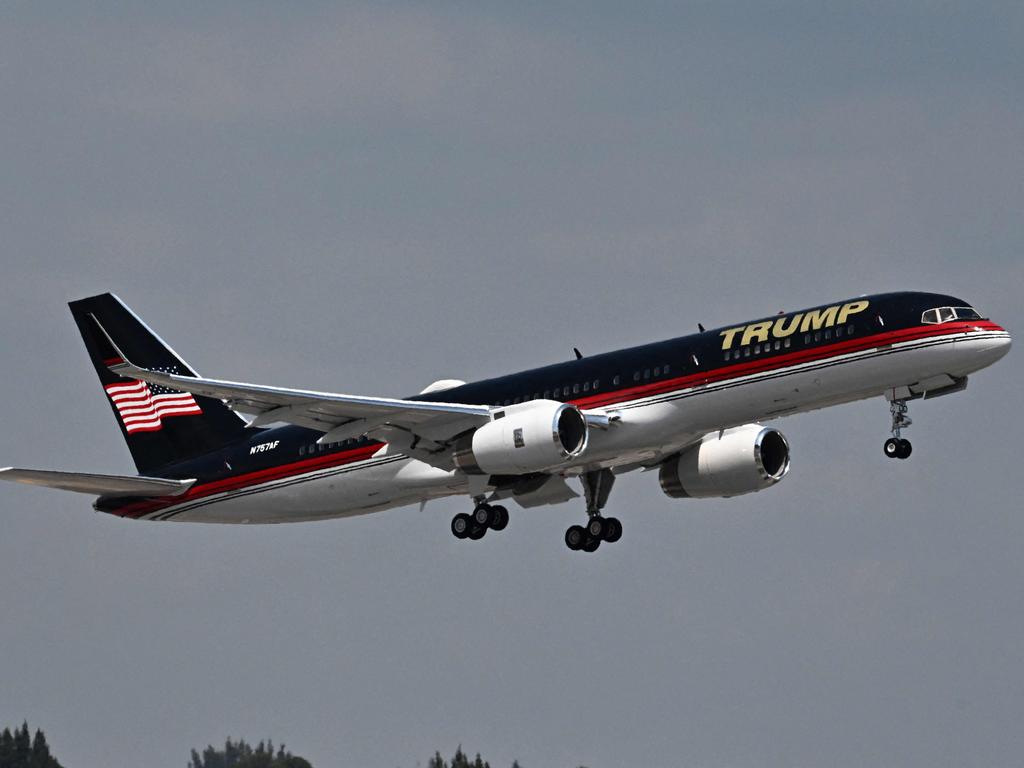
[697,323,705,333]
[573,347,583,360]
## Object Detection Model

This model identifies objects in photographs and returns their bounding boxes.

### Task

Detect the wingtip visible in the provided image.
[86,313,142,376]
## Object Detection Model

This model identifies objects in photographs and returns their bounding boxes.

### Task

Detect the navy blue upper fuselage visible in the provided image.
[98,291,974,506]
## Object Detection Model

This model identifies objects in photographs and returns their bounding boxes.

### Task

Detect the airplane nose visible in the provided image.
[963,324,1011,368]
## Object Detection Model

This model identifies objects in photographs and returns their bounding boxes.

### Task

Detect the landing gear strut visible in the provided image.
[451,499,509,541]
[565,469,623,553]
[884,397,913,460]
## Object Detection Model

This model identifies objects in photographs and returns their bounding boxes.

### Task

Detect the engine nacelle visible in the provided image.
[453,400,588,475]
[659,424,790,499]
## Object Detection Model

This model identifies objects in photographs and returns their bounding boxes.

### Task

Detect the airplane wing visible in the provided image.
[0,468,195,497]
[94,316,492,447]
[110,359,492,444]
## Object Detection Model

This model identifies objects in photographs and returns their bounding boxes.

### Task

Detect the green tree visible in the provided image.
[187,738,312,768]
[428,747,495,768]
[0,723,63,768]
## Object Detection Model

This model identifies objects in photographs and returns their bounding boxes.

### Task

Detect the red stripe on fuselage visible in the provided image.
[111,441,385,519]
[108,320,1003,519]
[572,320,1002,410]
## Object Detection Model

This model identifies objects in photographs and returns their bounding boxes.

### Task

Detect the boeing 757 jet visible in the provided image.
[1,292,1011,552]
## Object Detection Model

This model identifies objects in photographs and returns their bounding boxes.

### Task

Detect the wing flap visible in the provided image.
[0,468,195,497]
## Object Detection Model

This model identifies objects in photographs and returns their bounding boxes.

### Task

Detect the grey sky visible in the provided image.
[1,3,1022,767]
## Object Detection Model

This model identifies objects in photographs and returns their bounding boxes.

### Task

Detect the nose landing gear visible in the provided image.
[884,396,913,460]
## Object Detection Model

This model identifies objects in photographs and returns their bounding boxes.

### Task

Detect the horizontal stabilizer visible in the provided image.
[0,468,195,497]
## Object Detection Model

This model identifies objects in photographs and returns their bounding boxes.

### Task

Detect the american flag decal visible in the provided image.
[104,374,202,434]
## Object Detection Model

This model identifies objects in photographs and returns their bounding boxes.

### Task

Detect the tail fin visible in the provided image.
[69,293,247,474]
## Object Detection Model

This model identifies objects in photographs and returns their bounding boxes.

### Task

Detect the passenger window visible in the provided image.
[665,364,671,374]
[572,383,580,394]
[784,338,791,348]
[753,344,761,355]
[847,324,854,335]
[836,326,843,337]
[824,329,831,340]
[583,381,590,392]
[724,351,731,361]
[654,366,661,377]
[643,369,650,380]
[612,375,621,386]
[774,340,781,351]
[743,347,751,358]
[543,390,550,398]
[593,379,600,389]
[563,386,570,397]
[633,372,641,382]
[299,445,305,456]
[804,334,811,344]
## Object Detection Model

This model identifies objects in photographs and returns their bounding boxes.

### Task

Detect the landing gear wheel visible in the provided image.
[581,537,601,553]
[884,438,901,458]
[586,516,606,539]
[565,525,586,551]
[489,505,509,531]
[896,438,912,459]
[467,525,486,540]
[451,513,471,539]
[472,504,492,527]
[602,517,622,543]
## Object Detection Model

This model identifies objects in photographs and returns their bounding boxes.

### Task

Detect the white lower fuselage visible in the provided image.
[142,323,1010,523]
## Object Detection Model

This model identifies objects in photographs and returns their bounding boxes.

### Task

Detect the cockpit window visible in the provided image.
[922,306,986,324]
[953,306,983,321]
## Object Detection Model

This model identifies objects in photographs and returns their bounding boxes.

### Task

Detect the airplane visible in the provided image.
[0,291,1011,553]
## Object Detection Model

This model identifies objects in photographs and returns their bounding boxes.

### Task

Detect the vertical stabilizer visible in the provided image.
[68,293,247,474]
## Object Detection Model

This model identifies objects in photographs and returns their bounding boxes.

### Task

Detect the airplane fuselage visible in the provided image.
[95,291,1010,524]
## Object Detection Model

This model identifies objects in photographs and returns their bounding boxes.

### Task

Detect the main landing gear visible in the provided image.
[451,501,509,541]
[884,397,913,460]
[565,468,623,553]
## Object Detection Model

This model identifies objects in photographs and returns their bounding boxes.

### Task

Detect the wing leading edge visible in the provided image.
[94,315,493,448]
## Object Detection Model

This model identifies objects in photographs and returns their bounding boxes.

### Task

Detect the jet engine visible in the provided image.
[453,400,588,475]
[659,424,790,499]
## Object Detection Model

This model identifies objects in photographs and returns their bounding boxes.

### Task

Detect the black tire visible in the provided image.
[586,516,606,539]
[472,504,491,526]
[468,525,486,540]
[884,438,900,458]
[897,439,913,459]
[489,505,509,531]
[565,525,585,551]
[451,513,471,539]
[581,536,601,553]
[603,517,622,543]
